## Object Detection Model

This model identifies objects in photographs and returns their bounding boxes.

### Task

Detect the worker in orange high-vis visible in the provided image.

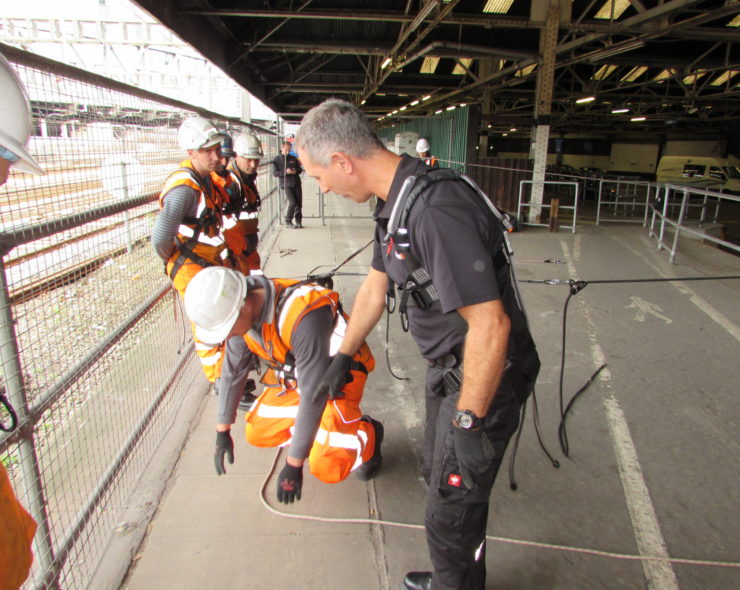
[214,131,264,275]
[183,267,384,503]
[0,50,40,590]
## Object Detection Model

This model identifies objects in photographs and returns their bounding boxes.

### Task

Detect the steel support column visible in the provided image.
[529,0,560,224]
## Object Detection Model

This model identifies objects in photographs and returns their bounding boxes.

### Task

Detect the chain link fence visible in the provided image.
[0,45,279,589]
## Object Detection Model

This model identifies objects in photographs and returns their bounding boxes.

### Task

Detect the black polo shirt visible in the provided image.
[371,155,509,360]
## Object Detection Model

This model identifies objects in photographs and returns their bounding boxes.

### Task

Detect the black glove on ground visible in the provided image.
[316,353,353,399]
[215,430,234,475]
[453,426,496,490]
[276,463,303,504]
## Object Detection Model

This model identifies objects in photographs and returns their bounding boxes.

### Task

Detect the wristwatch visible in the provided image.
[453,409,482,430]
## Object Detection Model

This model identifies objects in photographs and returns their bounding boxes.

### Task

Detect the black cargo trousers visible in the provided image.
[422,361,522,590]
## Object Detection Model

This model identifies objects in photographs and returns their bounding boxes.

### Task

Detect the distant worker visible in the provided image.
[226,132,264,273]
[184,266,384,504]
[0,51,40,590]
[272,141,303,228]
[416,137,438,169]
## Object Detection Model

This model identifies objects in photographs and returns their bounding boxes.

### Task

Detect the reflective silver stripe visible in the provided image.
[238,211,259,220]
[315,428,361,451]
[330,315,347,357]
[196,353,221,366]
[350,429,368,470]
[278,285,334,334]
[178,224,224,246]
[256,404,299,419]
[222,215,238,229]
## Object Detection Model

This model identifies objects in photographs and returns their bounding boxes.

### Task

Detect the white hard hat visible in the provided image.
[185,266,247,344]
[177,116,224,151]
[184,267,248,344]
[0,53,44,175]
[234,132,264,158]
[416,138,431,153]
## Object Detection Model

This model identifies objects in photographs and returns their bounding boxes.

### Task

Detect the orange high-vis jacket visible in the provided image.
[244,279,377,483]
[0,463,36,590]
[223,161,262,273]
[158,159,230,297]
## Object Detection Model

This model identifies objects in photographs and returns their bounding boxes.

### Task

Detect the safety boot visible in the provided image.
[356,416,383,481]
[402,572,432,590]
[238,379,257,411]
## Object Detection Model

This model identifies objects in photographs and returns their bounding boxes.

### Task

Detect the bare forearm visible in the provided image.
[338,269,387,356]
[457,300,510,417]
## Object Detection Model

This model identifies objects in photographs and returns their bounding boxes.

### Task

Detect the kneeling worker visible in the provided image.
[184,267,384,503]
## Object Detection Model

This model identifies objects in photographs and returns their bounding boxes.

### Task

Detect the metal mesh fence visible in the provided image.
[0,47,279,589]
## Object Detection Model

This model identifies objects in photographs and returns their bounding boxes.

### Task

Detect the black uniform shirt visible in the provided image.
[272,154,303,188]
[371,154,508,360]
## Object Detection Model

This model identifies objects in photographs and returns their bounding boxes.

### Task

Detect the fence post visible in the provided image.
[669,189,690,264]
[0,258,56,584]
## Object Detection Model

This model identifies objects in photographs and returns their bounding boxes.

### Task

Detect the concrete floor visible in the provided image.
[120,216,740,590]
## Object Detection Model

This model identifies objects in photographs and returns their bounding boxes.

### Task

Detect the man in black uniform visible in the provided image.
[272,141,303,228]
[296,99,538,590]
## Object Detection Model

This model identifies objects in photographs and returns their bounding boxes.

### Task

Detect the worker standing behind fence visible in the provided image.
[152,116,254,414]
[272,141,303,228]
[0,51,41,590]
[183,267,384,503]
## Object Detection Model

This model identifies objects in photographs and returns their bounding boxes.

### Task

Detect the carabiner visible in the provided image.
[0,393,18,433]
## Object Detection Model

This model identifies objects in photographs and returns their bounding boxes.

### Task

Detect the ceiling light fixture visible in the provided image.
[576,96,596,104]
[381,57,392,70]
[410,100,420,106]
[587,39,646,62]
[400,106,407,111]
[422,95,431,101]
[630,116,646,122]
[611,108,629,113]
[446,105,456,111]
[435,109,443,114]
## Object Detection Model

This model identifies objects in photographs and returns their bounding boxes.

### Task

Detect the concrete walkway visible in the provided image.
[121,216,740,590]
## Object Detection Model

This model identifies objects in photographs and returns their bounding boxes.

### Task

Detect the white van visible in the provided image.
[656,155,740,193]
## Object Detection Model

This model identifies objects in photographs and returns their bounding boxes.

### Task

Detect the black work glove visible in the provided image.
[276,462,303,504]
[453,426,496,490]
[316,353,353,400]
[215,430,234,475]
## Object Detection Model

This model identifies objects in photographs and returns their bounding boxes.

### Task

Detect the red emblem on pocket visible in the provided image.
[448,473,462,487]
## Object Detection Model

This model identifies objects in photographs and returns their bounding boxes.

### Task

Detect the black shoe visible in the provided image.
[238,380,257,412]
[294,221,303,229]
[285,222,296,229]
[403,572,432,590]
[356,417,383,481]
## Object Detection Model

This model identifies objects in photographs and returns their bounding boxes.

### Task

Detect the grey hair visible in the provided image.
[296,99,384,166]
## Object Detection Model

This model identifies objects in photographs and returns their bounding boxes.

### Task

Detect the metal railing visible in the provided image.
[595,178,655,225]
[517,180,579,233]
[0,46,279,589]
[648,184,740,263]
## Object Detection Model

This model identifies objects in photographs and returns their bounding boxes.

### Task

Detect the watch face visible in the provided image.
[457,412,474,429]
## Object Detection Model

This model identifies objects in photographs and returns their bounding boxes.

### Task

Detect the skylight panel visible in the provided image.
[620,66,647,82]
[420,57,440,74]
[482,0,516,14]
[452,58,473,75]
[594,0,630,20]
[592,64,617,80]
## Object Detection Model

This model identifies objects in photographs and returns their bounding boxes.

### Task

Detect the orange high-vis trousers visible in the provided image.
[0,464,36,590]
[245,368,376,484]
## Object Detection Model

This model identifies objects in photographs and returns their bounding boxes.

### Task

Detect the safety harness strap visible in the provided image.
[384,169,513,334]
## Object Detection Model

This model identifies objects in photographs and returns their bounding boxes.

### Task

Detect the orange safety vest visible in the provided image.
[158,159,230,298]
[0,464,36,590]
[244,279,377,483]
[423,155,438,169]
[223,162,262,273]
